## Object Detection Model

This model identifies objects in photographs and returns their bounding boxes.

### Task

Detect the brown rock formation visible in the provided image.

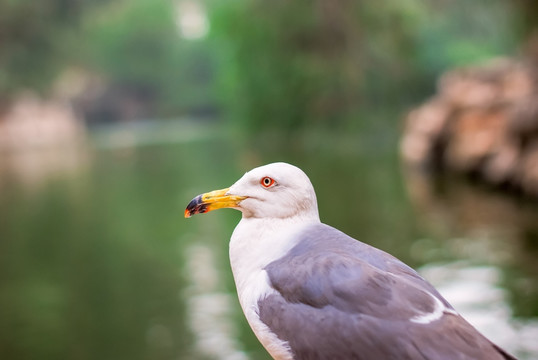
[0,93,89,189]
[401,56,538,197]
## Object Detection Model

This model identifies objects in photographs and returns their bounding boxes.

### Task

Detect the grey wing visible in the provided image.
[258,223,515,360]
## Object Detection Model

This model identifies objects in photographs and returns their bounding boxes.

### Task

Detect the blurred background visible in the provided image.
[1,0,538,359]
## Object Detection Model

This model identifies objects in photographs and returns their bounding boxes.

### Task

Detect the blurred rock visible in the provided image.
[0,93,89,189]
[0,93,86,151]
[401,53,538,198]
[519,141,538,196]
[400,98,449,166]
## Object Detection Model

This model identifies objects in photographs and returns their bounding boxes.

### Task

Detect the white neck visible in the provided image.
[229,215,319,288]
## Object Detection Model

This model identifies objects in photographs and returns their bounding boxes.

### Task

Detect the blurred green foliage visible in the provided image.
[0,0,108,99]
[211,0,421,132]
[0,0,535,129]
[210,0,519,132]
[80,0,218,117]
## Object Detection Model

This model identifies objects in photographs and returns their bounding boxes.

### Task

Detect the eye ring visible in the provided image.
[260,176,275,188]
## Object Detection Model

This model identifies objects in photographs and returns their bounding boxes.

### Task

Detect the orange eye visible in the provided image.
[261,176,275,188]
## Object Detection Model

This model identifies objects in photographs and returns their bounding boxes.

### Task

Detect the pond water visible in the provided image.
[1,120,537,359]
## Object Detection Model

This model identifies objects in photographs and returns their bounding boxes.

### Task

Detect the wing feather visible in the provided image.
[258,223,514,360]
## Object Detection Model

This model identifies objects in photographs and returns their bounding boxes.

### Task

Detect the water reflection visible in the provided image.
[403,166,538,317]
[405,166,538,359]
[184,242,247,360]
[1,121,537,359]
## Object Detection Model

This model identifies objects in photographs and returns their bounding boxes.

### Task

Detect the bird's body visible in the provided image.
[185,162,515,360]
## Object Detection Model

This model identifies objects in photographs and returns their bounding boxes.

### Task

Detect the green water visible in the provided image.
[1,123,537,359]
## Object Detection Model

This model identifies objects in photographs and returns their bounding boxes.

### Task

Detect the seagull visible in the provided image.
[184,162,516,360]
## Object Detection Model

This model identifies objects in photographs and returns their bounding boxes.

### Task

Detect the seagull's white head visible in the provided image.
[185,162,320,220]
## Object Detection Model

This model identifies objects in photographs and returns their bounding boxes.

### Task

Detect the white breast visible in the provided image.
[229,217,316,360]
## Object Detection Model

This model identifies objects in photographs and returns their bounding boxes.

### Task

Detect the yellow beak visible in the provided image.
[184,188,247,218]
